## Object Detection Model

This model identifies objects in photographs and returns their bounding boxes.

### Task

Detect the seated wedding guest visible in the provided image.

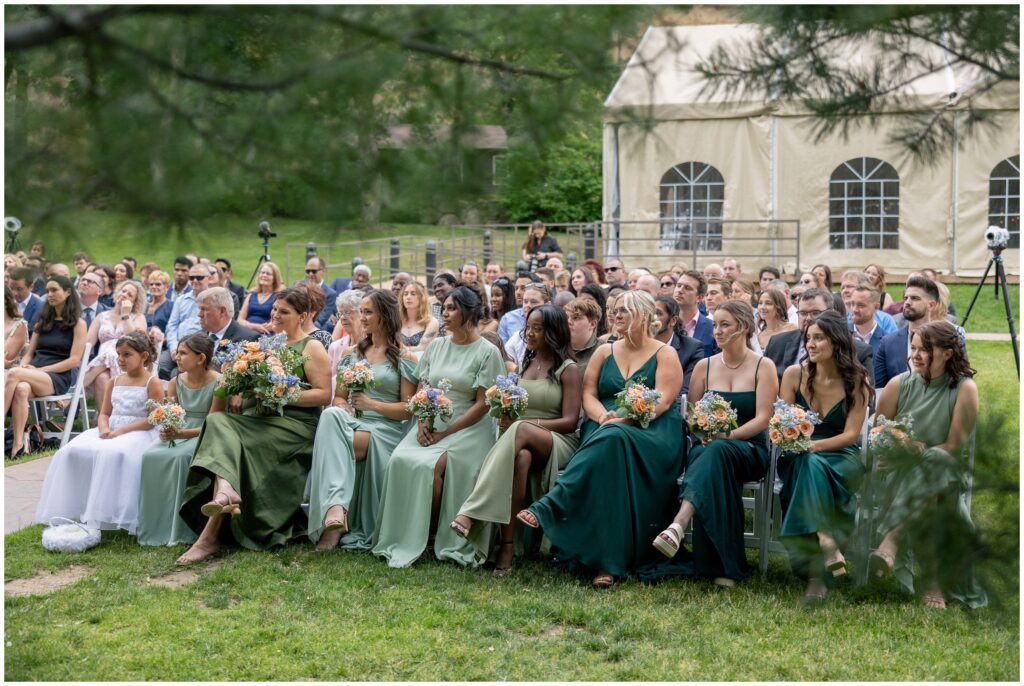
[4,286,28,369]
[137,333,225,546]
[205,263,240,317]
[654,295,704,398]
[144,270,173,344]
[674,270,715,358]
[565,297,602,378]
[8,267,43,333]
[488,277,517,336]
[112,261,132,289]
[578,283,609,337]
[461,280,497,334]
[871,321,986,610]
[798,271,824,290]
[160,263,211,380]
[452,305,582,576]
[865,263,895,310]
[5,275,87,459]
[840,271,896,335]
[372,286,505,568]
[757,288,798,350]
[505,283,552,366]
[658,272,678,298]
[518,291,684,587]
[177,288,331,563]
[302,257,337,331]
[777,311,870,602]
[551,269,570,296]
[400,281,441,353]
[294,282,335,350]
[328,290,368,397]
[650,300,777,587]
[431,273,458,324]
[90,264,117,308]
[167,257,193,302]
[308,289,417,552]
[83,281,148,402]
[813,263,845,311]
[35,332,162,532]
[390,272,412,299]
[236,261,284,335]
[582,259,607,285]
[535,267,556,292]
[214,258,248,313]
[569,267,596,297]
[196,287,260,345]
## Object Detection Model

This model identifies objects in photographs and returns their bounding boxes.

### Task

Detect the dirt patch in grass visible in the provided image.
[146,560,223,589]
[5,565,95,597]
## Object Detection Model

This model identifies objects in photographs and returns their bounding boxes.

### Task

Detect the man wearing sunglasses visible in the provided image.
[160,264,212,379]
[304,256,337,331]
[603,258,627,287]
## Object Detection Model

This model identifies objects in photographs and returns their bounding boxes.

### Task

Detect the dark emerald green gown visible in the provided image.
[777,379,864,583]
[527,349,684,579]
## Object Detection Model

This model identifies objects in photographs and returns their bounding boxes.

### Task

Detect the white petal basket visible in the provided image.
[41,517,101,553]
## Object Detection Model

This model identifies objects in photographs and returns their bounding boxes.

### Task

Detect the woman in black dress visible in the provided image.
[4,275,87,458]
[521,221,562,270]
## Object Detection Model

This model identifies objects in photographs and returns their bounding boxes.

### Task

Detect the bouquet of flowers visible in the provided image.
[485,373,529,420]
[768,400,821,454]
[614,377,662,428]
[336,359,378,418]
[407,378,454,433]
[145,399,187,447]
[213,333,308,415]
[868,414,915,453]
[688,391,739,443]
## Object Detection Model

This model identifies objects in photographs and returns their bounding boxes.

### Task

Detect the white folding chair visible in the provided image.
[30,343,93,449]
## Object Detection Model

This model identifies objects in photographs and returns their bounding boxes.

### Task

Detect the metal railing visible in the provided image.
[284,218,800,287]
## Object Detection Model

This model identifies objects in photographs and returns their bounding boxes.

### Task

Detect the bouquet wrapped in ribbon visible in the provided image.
[687,391,739,443]
[485,373,529,420]
[768,399,821,454]
[614,377,662,429]
[407,378,454,433]
[145,399,187,447]
[336,359,379,418]
[213,333,308,416]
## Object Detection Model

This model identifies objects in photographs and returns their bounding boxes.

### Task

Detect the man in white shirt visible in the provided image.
[160,264,210,379]
[504,284,551,366]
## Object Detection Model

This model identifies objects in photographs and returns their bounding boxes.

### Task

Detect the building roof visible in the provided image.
[604,24,1018,122]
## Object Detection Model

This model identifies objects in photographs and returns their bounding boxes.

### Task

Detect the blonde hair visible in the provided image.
[255,261,284,293]
[865,263,888,291]
[715,299,756,350]
[148,269,171,286]
[935,281,952,316]
[112,280,146,314]
[618,290,660,344]
[554,270,570,289]
[401,281,432,329]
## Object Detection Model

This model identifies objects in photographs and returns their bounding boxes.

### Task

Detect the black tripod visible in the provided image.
[5,231,22,254]
[246,222,274,290]
[960,247,1019,376]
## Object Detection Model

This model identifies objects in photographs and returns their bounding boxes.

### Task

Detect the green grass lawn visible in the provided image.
[948,283,1020,335]
[5,342,1019,680]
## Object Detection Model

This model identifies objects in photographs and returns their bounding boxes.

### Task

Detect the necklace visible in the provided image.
[721,351,747,370]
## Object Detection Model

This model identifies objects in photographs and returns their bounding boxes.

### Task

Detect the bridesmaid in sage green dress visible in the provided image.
[176,288,332,564]
[872,321,986,609]
[650,300,778,586]
[137,333,224,546]
[371,286,506,568]
[308,289,417,551]
[518,291,685,587]
[777,312,869,602]
[450,305,583,576]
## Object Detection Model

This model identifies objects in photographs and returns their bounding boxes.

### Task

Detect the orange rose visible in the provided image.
[798,421,814,435]
[782,426,799,440]
[485,386,498,399]
[713,408,728,421]
[632,399,647,413]
[769,428,782,443]
[233,360,248,373]
[244,342,261,353]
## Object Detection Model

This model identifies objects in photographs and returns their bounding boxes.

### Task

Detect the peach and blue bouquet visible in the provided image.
[768,400,821,454]
[213,333,307,415]
[485,373,529,419]
[336,359,379,418]
[687,391,739,443]
[615,377,662,428]
[407,378,454,433]
[145,399,187,447]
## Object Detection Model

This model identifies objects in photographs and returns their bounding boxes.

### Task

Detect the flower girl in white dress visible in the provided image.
[36,331,163,535]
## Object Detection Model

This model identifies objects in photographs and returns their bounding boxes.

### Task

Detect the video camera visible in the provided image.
[258,220,277,240]
[985,224,1011,251]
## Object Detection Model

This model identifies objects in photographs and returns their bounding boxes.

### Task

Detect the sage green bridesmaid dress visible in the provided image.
[526,348,685,579]
[371,336,505,568]
[136,376,217,546]
[777,368,864,582]
[458,359,581,564]
[307,352,416,549]
[876,370,987,608]
[179,337,323,550]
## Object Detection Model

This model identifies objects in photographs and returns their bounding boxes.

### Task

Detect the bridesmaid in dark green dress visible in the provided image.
[176,288,332,564]
[777,311,870,602]
[872,321,986,609]
[517,291,684,588]
[651,300,778,586]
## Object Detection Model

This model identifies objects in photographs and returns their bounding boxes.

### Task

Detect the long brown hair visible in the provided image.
[523,220,546,253]
[914,320,974,389]
[357,289,403,372]
[757,289,789,331]
[803,311,870,414]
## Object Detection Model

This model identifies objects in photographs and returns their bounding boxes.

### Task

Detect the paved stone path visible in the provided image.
[5,455,51,534]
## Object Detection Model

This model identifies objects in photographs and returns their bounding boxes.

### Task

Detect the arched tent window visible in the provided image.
[659,162,724,251]
[829,157,900,249]
[988,155,1020,249]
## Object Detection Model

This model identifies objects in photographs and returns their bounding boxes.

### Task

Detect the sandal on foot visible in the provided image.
[323,509,348,534]
[653,523,684,559]
[449,517,470,539]
[922,591,947,610]
[200,493,233,518]
[713,577,736,589]
[492,540,514,579]
[824,550,847,578]
[592,573,614,588]
[516,509,539,529]
[868,549,895,579]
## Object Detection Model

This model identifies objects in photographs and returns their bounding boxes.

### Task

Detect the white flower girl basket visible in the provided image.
[41,517,101,553]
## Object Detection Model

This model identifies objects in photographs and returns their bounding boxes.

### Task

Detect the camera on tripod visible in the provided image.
[985,224,1011,251]
[258,221,276,240]
[5,217,22,234]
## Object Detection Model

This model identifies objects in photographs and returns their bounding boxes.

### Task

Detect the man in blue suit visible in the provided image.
[302,256,337,331]
[675,270,717,358]
[8,268,43,335]
[848,284,887,352]
[873,276,940,389]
